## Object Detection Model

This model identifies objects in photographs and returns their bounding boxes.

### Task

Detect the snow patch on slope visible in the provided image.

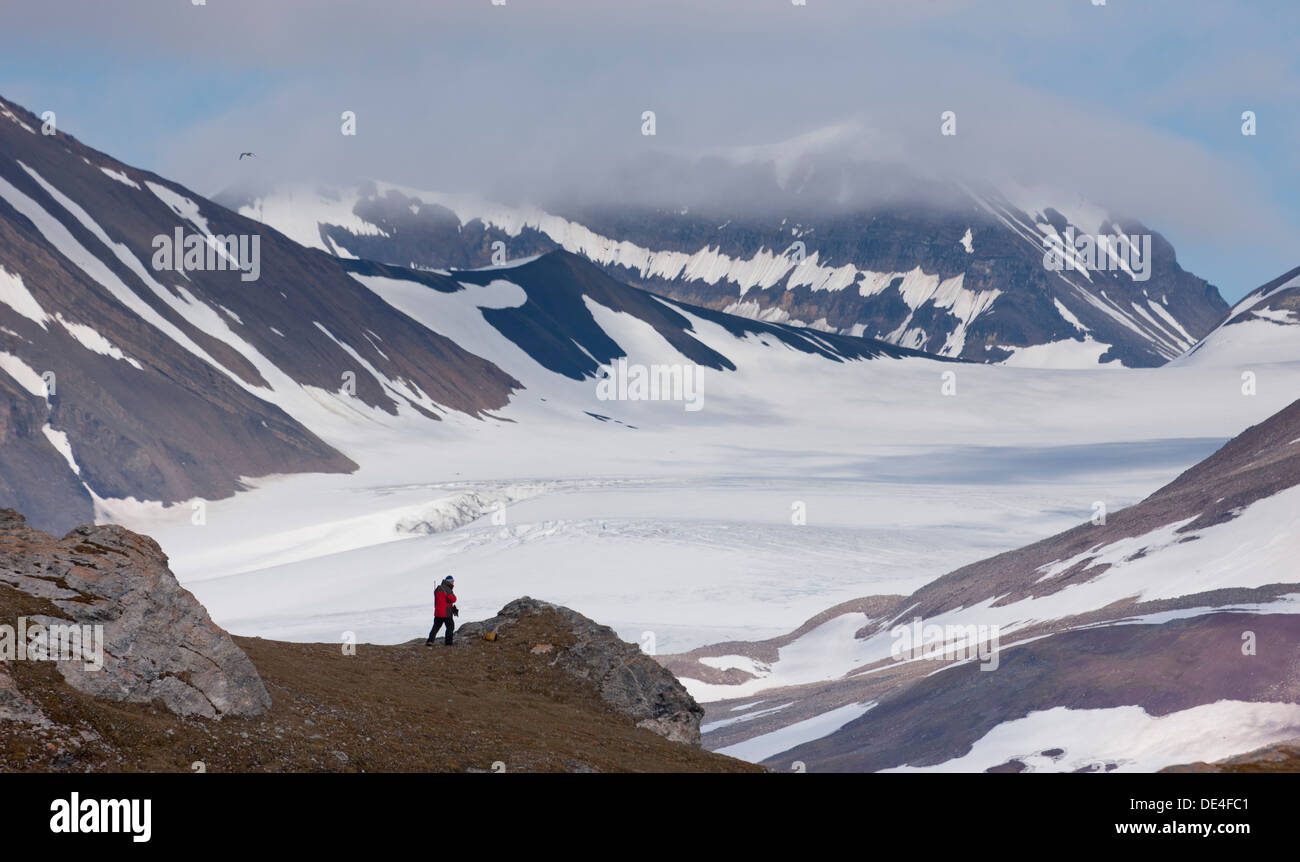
[0,265,51,328]
[0,350,47,397]
[0,104,36,134]
[717,701,876,763]
[55,315,143,369]
[99,167,140,189]
[41,425,81,474]
[883,701,1300,773]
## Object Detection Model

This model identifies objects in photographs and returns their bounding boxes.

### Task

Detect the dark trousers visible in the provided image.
[426,616,454,645]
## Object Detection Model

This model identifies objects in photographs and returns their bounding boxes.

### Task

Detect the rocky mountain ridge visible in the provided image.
[234,175,1229,368]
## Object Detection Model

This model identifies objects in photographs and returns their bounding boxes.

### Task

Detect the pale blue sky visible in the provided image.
[2,0,1296,302]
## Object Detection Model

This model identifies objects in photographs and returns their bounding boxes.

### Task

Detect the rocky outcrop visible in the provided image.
[0,509,270,718]
[458,597,705,745]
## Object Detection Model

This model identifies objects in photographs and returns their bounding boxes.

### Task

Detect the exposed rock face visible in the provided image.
[0,509,270,718]
[458,597,705,745]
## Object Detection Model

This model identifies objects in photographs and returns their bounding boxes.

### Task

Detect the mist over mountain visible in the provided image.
[231,158,1229,368]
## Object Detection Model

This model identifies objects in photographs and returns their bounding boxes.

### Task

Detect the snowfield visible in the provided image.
[90,270,1300,652]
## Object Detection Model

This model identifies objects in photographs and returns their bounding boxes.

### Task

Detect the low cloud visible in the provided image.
[4,0,1296,295]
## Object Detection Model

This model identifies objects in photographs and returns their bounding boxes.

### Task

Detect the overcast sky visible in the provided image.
[2,0,1296,301]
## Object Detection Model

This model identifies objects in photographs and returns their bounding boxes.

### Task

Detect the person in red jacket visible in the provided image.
[425,576,458,646]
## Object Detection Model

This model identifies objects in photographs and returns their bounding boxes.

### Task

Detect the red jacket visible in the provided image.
[435,586,456,617]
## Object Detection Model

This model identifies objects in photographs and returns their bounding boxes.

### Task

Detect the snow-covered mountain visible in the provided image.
[664,395,1300,771]
[1176,265,1300,366]
[0,94,930,534]
[231,174,1228,369]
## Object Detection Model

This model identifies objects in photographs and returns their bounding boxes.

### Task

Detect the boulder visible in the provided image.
[0,509,270,718]
[459,597,705,745]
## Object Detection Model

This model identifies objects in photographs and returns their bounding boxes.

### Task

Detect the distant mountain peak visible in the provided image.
[238,178,1228,369]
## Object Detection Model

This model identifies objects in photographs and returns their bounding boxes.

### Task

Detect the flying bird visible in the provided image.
[238,152,255,160]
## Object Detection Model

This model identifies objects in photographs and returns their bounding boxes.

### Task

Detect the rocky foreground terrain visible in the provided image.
[0,509,755,772]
